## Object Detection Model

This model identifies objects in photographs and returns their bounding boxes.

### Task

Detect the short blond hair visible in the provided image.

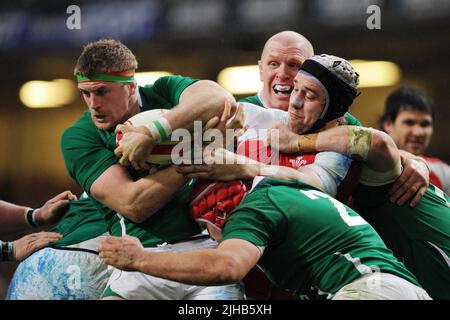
[74,39,138,76]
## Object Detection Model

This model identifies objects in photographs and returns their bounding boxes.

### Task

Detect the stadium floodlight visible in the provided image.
[217,60,401,95]
[217,65,262,95]
[350,60,401,88]
[134,72,173,86]
[20,79,76,109]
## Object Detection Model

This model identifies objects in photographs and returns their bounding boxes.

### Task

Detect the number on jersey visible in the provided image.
[301,189,367,227]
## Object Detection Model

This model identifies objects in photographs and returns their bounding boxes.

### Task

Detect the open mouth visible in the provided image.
[273,84,293,95]
[94,114,107,122]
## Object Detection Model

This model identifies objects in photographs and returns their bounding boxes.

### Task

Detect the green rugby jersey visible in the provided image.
[49,194,107,247]
[239,93,362,126]
[222,178,419,300]
[61,75,202,247]
[354,183,450,299]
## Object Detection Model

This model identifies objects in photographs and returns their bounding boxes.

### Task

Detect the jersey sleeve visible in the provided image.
[305,152,353,197]
[344,112,361,126]
[61,114,118,194]
[140,75,198,107]
[238,94,263,107]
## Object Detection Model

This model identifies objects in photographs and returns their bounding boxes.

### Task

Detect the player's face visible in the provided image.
[384,109,433,155]
[78,81,138,131]
[258,41,310,111]
[288,73,326,134]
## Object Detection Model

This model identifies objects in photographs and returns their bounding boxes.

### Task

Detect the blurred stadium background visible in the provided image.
[1,0,449,299]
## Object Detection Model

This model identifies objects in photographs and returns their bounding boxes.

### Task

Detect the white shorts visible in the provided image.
[332,272,432,300]
[103,236,245,300]
[7,235,111,300]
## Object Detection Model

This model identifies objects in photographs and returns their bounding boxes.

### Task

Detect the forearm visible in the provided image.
[215,151,326,191]
[92,165,188,223]
[165,80,235,132]
[127,166,188,222]
[0,201,33,237]
[134,249,239,286]
[215,151,314,183]
[301,126,400,172]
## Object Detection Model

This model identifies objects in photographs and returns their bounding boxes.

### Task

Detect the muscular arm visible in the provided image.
[241,163,325,192]
[90,165,188,223]
[314,126,403,185]
[99,236,261,285]
[272,125,429,205]
[115,81,236,169]
[0,191,75,238]
[272,125,401,185]
[176,148,326,192]
[297,126,434,204]
[77,80,235,222]
[289,126,400,173]
[166,80,236,131]
[321,127,399,171]
[0,201,31,237]
[121,80,235,136]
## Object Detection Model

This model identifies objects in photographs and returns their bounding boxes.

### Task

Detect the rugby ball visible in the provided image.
[116,109,177,166]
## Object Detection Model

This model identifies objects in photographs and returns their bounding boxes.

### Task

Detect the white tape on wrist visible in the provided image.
[145,117,172,143]
[0,240,14,261]
[360,161,402,186]
[8,241,14,261]
[32,208,41,227]
[24,207,40,228]
[347,126,372,161]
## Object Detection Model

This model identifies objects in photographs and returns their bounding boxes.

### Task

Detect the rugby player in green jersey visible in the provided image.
[186,53,448,299]
[98,54,431,300]
[7,193,111,299]
[237,31,428,299]
[271,116,450,300]
[237,35,439,298]
[58,39,244,300]
[8,38,242,301]
[99,176,431,300]
[248,53,449,299]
